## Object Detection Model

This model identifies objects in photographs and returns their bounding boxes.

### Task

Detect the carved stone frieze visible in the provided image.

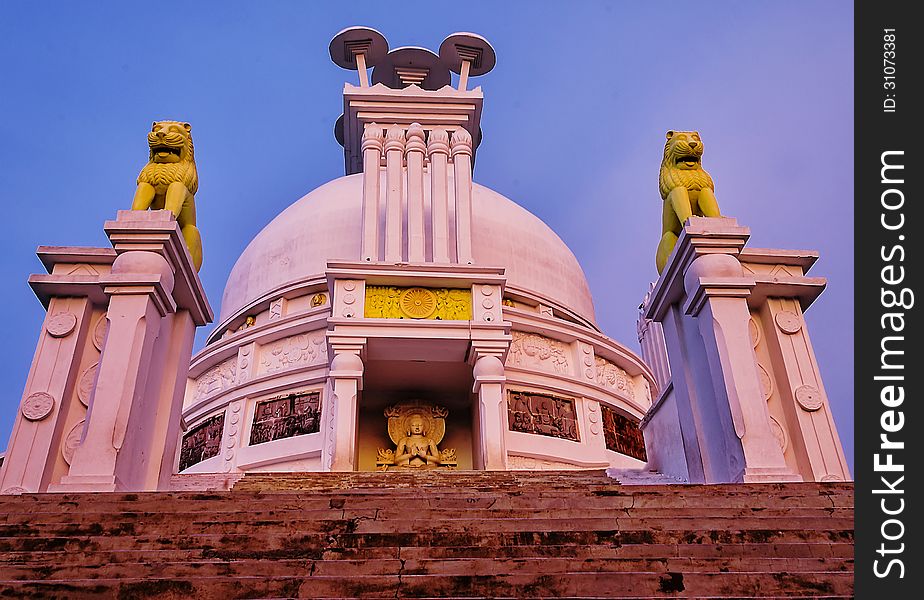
[507,455,580,470]
[179,413,224,471]
[364,286,472,320]
[249,391,322,446]
[507,390,579,442]
[258,331,328,374]
[506,331,570,374]
[595,357,635,400]
[194,357,237,401]
[600,405,647,461]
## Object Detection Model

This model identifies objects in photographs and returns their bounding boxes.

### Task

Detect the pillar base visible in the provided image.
[50,474,122,493]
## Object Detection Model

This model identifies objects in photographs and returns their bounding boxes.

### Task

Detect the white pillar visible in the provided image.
[427,128,451,263]
[384,125,405,262]
[326,350,363,472]
[683,254,798,482]
[451,128,474,264]
[472,355,507,470]
[405,123,426,263]
[360,123,383,262]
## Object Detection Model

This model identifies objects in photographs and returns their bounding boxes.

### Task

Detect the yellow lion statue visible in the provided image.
[132,120,202,271]
[656,130,721,274]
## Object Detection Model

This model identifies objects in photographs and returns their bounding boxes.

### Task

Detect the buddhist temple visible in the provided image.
[0,27,854,598]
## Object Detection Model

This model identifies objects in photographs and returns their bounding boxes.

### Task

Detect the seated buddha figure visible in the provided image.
[393,415,443,467]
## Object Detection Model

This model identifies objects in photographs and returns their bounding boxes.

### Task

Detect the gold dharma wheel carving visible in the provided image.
[399,287,438,319]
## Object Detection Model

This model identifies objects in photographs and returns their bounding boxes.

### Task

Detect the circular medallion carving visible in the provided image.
[92,313,108,351]
[795,385,823,411]
[758,364,773,401]
[481,298,495,310]
[821,473,843,482]
[483,313,494,322]
[62,420,85,465]
[343,293,356,305]
[342,309,355,318]
[21,392,55,421]
[223,463,233,473]
[343,281,356,292]
[588,412,599,424]
[224,450,234,461]
[769,416,787,452]
[231,401,242,413]
[775,311,802,334]
[583,355,594,367]
[590,425,600,435]
[46,312,77,338]
[230,413,240,425]
[77,361,99,407]
[585,368,595,379]
[582,345,592,355]
[748,317,760,348]
[480,285,493,296]
[399,288,437,319]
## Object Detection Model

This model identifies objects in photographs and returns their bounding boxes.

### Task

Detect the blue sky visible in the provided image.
[0,2,854,470]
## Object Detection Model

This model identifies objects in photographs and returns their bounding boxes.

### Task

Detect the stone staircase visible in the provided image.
[0,470,853,598]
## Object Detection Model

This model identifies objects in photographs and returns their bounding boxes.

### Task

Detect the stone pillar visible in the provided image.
[643,217,803,483]
[472,354,507,470]
[682,254,795,482]
[384,125,405,262]
[324,341,364,472]
[451,128,474,265]
[0,296,95,494]
[405,123,426,263]
[58,251,174,491]
[428,128,451,264]
[360,123,383,262]
[637,283,671,390]
[49,210,212,492]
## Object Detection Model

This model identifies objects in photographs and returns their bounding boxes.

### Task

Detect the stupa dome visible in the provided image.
[219,173,596,327]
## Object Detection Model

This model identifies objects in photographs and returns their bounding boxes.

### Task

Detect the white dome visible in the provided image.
[219,173,596,325]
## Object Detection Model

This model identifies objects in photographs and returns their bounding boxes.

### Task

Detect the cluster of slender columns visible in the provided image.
[359,122,474,264]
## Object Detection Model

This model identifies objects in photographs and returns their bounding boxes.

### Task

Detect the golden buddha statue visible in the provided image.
[376,402,457,471]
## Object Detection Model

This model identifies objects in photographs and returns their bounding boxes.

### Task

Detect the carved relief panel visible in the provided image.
[179,413,225,471]
[600,405,647,461]
[364,286,472,320]
[249,391,322,446]
[194,357,237,401]
[257,331,328,375]
[594,357,636,401]
[506,332,571,375]
[507,390,580,442]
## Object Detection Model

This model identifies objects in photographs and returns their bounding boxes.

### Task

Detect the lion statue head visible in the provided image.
[659,130,714,200]
[137,120,198,194]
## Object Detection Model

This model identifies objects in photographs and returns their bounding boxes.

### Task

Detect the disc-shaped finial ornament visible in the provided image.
[329,26,389,69]
[775,311,802,334]
[399,287,438,319]
[438,32,496,76]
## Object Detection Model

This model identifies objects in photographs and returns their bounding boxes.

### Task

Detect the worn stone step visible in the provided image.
[0,526,853,557]
[0,555,854,583]
[0,514,853,540]
[0,541,855,569]
[0,570,855,599]
[0,505,851,530]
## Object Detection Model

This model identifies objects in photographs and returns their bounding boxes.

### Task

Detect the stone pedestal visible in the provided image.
[641,217,847,483]
[2,210,216,493]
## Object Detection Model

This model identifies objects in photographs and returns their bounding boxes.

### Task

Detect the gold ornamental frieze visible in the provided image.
[364,286,472,320]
